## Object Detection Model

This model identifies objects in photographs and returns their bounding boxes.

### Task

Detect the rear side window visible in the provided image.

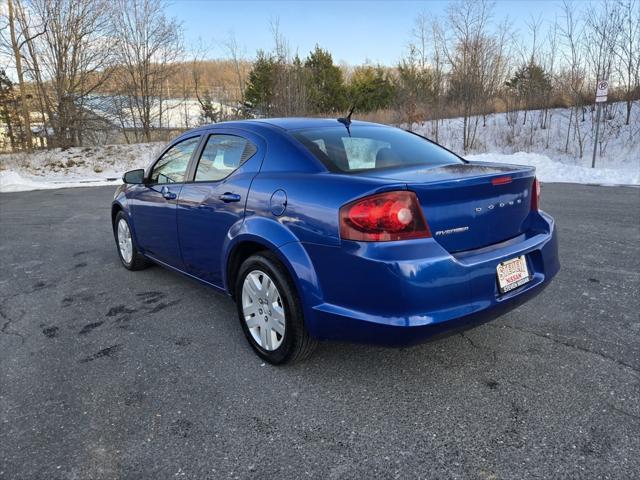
[150,136,200,184]
[292,126,463,172]
[194,134,257,182]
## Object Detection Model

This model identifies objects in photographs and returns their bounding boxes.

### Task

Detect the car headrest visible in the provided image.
[223,149,241,168]
[307,142,348,171]
[376,147,398,168]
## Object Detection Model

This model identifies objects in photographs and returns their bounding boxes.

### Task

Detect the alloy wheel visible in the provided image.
[241,270,286,351]
[117,218,133,264]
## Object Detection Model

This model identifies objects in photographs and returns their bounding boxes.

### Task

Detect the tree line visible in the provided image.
[0,0,638,155]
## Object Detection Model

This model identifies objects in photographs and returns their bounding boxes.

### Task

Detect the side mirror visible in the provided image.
[122,169,145,185]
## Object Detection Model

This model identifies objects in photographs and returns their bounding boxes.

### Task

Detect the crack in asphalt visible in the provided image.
[460,331,480,349]
[493,323,640,377]
[0,302,25,344]
[460,332,498,363]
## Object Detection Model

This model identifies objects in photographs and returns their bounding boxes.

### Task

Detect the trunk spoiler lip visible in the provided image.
[383,162,536,188]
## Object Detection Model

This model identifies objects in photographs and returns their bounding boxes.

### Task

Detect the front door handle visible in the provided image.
[160,186,177,200]
[219,192,241,203]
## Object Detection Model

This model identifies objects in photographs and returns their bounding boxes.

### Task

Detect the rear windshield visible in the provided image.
[291,125,464,172]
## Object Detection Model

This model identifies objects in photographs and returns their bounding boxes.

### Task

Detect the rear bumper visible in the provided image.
[301,211,560,346]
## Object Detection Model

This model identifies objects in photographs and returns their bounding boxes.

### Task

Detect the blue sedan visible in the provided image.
[112,118,560,364]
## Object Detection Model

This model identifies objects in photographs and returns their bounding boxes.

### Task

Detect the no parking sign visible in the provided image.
[595,80,608,103]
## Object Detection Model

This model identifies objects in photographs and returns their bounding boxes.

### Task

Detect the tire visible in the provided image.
[235,251,316,365]
[113,211,149,271]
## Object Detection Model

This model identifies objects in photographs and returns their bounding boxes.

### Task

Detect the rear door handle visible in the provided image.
[219,192,241,203]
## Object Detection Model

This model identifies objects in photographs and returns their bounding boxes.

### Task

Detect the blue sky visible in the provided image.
[166,0,571,65]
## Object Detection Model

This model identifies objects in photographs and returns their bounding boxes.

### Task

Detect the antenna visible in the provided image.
[337,101,358,136]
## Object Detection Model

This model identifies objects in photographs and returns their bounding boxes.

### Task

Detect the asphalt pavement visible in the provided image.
[0,183,638,479]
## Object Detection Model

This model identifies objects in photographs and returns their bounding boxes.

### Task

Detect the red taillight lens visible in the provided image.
[339,190,431,241]
[531,177,541,210]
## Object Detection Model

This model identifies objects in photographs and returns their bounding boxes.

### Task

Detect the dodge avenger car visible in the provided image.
[112,118,560,364]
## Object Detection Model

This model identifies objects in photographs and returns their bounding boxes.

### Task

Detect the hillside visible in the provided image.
[413,102,639,185]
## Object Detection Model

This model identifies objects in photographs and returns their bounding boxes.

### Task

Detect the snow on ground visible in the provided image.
[413,101,640,186]
[1,102,638,192]
[466,152,639,186]
[0,143,163,192]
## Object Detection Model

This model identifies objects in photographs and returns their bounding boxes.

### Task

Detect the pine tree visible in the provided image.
[505,62,552,112]
[349,65,396,112]
[396,46,434,125]
[244,51,277,115]
[304,46,347,114]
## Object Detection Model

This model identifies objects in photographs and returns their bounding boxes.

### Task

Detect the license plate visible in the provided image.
[496,255,530,294]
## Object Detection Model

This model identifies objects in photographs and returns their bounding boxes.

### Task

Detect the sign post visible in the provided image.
[592,80,608,168]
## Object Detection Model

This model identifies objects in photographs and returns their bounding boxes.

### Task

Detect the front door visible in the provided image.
[130,136,201,268]
[177,131,264,286]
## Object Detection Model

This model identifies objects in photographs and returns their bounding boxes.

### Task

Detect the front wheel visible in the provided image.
[235,252,316,364]
[113,211,149,271]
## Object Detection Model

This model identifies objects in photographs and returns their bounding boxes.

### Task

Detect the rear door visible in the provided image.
[129,135,201,267]
[177,129,265,286]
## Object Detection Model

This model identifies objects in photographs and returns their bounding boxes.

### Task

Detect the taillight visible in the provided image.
[339,190,431,242]
[531,177,541,210]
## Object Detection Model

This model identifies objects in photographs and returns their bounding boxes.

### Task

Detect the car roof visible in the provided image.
[181,117,386,136]
[249,117,383,130]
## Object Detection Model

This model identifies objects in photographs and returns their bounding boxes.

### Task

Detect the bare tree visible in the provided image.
[430,17,446,142]
[412,12,430,71]
[11,0,50,146]
[584,0,623,158]
[479,19,509,128]
[403,12,443,135]
[541,16,559,135]
[269,18,308,116]
[190,42,225,124]
[439,0,505,151]
[585,0,622,88]
[560,0,588,158]
[4,0,112,148]
[522,15,543,126]
[616,0,640,126]
[6,0,32,150]
[111,0,183,142]
[222,32,249,109]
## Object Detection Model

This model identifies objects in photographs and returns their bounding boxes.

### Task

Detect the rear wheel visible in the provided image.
[235,252,316,364]
[114,211,149,271]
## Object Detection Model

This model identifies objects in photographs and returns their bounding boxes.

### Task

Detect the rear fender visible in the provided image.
[222,216,324,327]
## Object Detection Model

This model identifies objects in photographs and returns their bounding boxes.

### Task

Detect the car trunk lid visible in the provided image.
[362,162,537,252]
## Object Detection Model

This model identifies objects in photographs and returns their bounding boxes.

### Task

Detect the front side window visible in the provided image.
[292,126,464,172]
[194,134,256,182]
[150,136,200,184]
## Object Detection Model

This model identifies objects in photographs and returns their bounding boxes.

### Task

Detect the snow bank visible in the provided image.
[468,152,639,186]
[412,101,640,186]
[0,170,122,192]
[3,149,635,192]
[0,142,163,193]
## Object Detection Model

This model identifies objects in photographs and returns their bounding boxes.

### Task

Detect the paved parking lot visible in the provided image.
[1,184,639,479]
